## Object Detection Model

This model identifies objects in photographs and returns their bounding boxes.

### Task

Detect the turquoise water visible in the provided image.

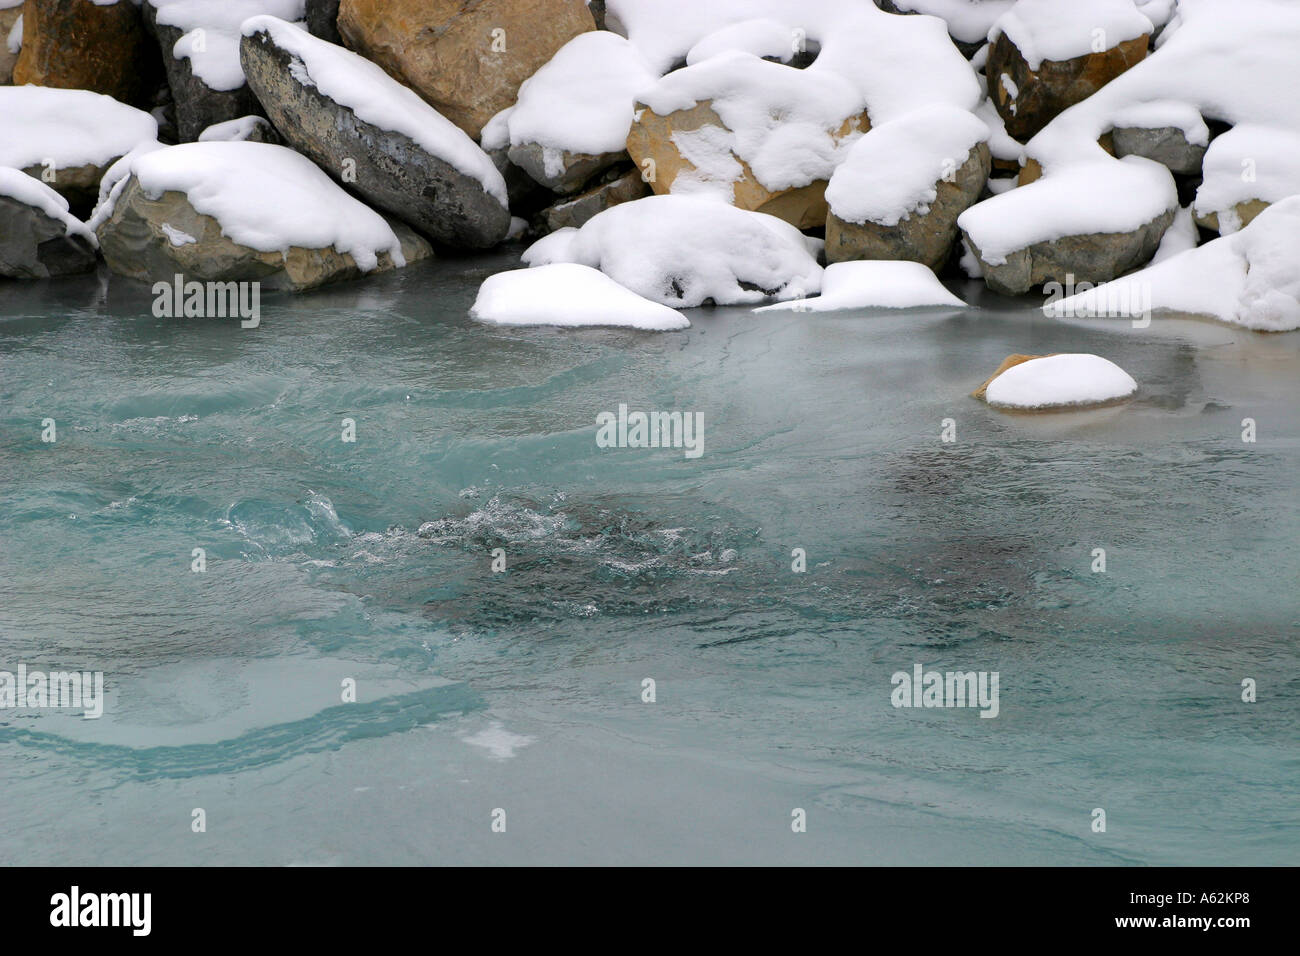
[1,255,1296,865]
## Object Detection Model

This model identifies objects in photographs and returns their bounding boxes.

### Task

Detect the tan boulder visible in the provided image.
[336,0,594,140]
[626,99,869,229]
[13,0,152,103]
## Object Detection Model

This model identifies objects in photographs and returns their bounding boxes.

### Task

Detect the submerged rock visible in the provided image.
[240,16,510,249]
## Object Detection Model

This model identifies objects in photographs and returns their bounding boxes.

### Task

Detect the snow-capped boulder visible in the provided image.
[755,260,967,312]
[505,32,657,194]
[1047,195,1300,332]
[198,115,281,145]
[877,0,1017,59]
[685,18,814,68]
[239,16,510,249]
[1192,125,1300,234]
[0,167,98,278]
[12,0,151,103]
[626,52,870,229]
[471,263,690,331]
[540,166,649,233]
[958,156,1177,295]
[825,104,990,270]
[0,3,20,85]
[522,194,823,308]
[144,0,304,143]
[987,0,1153,142]
[1108,101,1208,175]
[94,141,430,292]
[976,353,1138,409]
[336,0,595,141]
[0,86,158,210]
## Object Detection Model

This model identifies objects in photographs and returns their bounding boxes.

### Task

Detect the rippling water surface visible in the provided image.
[1,255,1296,864]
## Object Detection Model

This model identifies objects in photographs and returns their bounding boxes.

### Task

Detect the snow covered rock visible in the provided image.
[1047,195,1300,332]
[825,104,990,270]
[94,141,429,292]
[1192,125,1300,235]
[958,156,1177,295]
[522,194,823,308]
[471,263,689,330]
[12,0,152,104]
[754,260,967,312]
[144,0,305,143]
[540,166,649,233]
[198,115,281,145]
[878,0,1017,59]
[626,52,870,229]
[0,166,98,279]
[0,3,20,85]
[976,353,1138,409]
[987,0,1153,142]
[1108,101,1208,175]
[0,86,158,210]
[505,31,656,193]
[239,16,510,249]
[336,0,595,141]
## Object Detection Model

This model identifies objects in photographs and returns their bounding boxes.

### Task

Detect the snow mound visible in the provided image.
[241,15,507,206]
[153,0,306,91]
[125,141,404,271]
[755,260,967,312]
[1048,195,1300,332]
[826,103,989,226]
[887,1,1017,46]
[988,0,1153,70]
[0,86,158,171]
[0,166,96,245]
[521,194,823,307]
[507,31,657,157]
[1193,125,1300,232]
[985,353,1138,408]
[471,263,690,331]
[198,115,274,142]
[686,19,800,66]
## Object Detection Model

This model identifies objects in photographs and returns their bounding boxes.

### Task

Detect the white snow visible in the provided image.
[686,19,799,66]
[5,14,19,55]
[241,16,508,206]
[825,104,989,226]
[974,94,1022,165]
[152,0,305,92]
[507,32,657,158]
[988,0,1153,69]
[0,166,96,245]
[755,260,967,312]
[0,86,158,172]
[460,723,535,760]
[480,107,512,152]
[522,194,823,308]
[958,156,1177,265]
[471,263,690,331]
[198,115,274,142]
[887,0,1017,45]
[121,142,405,271]
[160,222,198,246]
[984,353,1138,408]
[1149,205,1197,264]
[1047,195,1300,332]
[1193,125,1300,232]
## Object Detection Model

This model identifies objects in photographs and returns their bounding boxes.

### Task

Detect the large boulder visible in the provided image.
[824,104,990,270]
[94,141,429,292]
[239,16,509,249]
[336,0,595,141]
[987,0,1152,142]
[144,1,305,143]
[12,0,153,104]
[0,167,98,278]
[626,52,870,229]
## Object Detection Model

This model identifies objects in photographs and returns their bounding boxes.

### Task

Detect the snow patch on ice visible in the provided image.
[471,263,690,331]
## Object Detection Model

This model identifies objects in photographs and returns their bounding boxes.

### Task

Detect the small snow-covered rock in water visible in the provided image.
[471,263,689,331]
[0,85,158,208]
[94,141,429,292]
[239,15,510,250]
[980,353,1138,409]
[198,115,281,145]
[521,194,823,308]
[755,261,967,312]
[1048,195,1300,332]
[0,166,98,279]
[506,31,657,194]
[825,104,990,270]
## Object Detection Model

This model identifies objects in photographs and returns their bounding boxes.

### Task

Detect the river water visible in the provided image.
[1,254,1296,864]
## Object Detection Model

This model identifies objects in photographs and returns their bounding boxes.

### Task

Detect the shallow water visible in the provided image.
[1,255,1296,865]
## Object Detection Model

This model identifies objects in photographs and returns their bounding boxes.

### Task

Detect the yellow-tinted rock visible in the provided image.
[13,0,151,103]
